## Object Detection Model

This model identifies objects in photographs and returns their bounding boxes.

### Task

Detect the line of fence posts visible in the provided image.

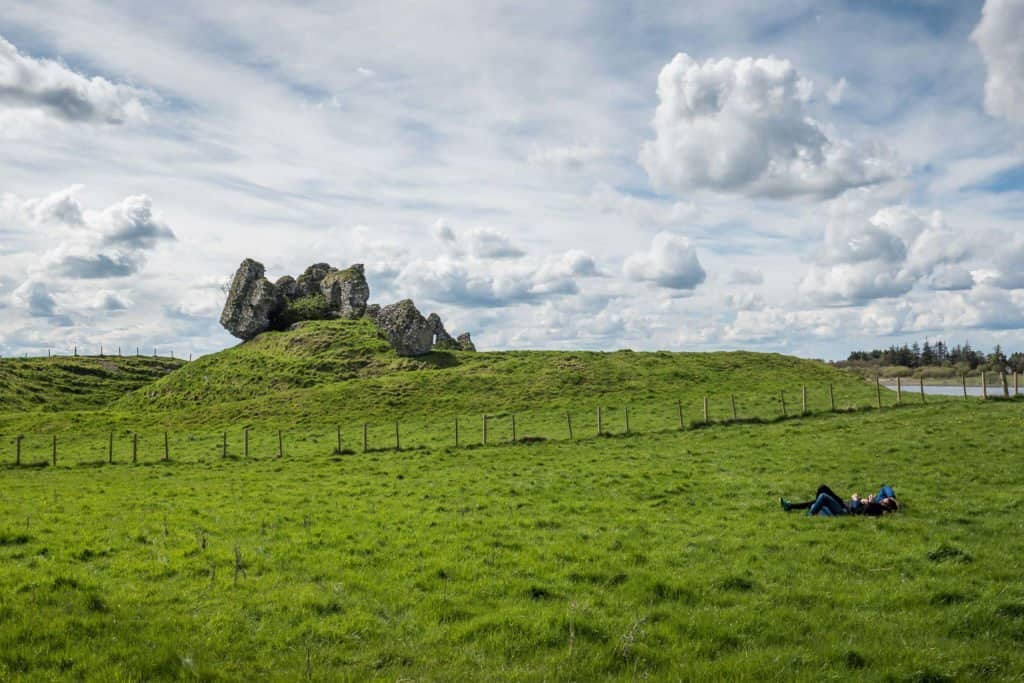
[12,377,1024,467]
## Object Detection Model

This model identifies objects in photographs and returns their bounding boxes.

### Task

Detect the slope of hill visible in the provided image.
[107,319,879,428]
[0,355,185,413]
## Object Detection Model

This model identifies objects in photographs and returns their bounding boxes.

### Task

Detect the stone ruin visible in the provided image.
[219,258,476,357]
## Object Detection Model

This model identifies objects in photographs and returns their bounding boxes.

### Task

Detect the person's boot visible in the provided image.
[780,498,793,512]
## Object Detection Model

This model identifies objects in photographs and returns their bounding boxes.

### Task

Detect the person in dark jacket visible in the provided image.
[781,484,899,516]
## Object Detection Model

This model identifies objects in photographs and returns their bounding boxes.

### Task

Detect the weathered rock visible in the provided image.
[274,275,297,300]
[220,258,281,340]
[374,299,434,357]
[320,264,369,319]
[427,312,460,350]
[457,332,476,352]
[295,263,333,297]
[364,303,382,323]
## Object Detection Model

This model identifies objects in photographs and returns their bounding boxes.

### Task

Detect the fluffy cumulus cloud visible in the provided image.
[640,53,899,199]
[623,231,706,291]
[972,0,1024,124]
[29,190,176,278]
[0,35,147,126]
[798,203,973,306]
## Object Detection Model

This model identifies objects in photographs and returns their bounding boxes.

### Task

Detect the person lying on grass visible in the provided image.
[780,484,899,516]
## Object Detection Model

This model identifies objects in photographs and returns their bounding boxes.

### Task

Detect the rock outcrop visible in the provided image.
[375,299,435,357]
[321,265,369,319]
[220,259,282,341]
[427,312,460,350]
[220,259,474,356]
[457,332,477,352]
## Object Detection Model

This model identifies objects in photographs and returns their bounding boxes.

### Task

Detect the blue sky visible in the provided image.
[1,0,1022,360]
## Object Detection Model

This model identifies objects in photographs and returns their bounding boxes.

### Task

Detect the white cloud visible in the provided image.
[640,53,899,198]
[826,77,847,106]
[971,0,1024,124]
[728,267,764,285]
[623,231,706,291]
[528,144,604,171]
[467,228,525,259]
[798,203,972,305]
[0,34,147,127]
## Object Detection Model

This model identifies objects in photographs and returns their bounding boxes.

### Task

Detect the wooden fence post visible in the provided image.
[1001,372,1009,398]
[108,431,114,464]
[677,400,684,430]
[703,396,709,424]
[1015,371,1019,397]
[512,414,517,443]
[52,435,57,467]
[482,414,488,446]
[982,371,988,400]
[16,435,22,465]
[896,377,902,405]
[394,421,400,451]
[625,407,631,434]
[132,433,137,464]
[566,412,573,441]
[961,374,967,400]
[828,383,835,412]
[920,377,925,403]
[801,385,808,415]
[779,390,787,417]
[597,407,602,436]
[875,377,882,409]
[362,423,368,453]
[278,429,284,458]
[454,417,459,448]
[223,432,228,458]
[163,432,169,461]
[244,428,249,458]
[731,395,737,420]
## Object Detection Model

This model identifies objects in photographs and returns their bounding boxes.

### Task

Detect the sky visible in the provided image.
[1,0,1023,361]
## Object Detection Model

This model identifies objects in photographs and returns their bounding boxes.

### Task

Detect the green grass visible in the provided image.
[1,321,1021,680]
[0,355,184,412]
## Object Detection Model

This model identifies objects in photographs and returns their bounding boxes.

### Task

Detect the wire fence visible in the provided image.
[3,376,1020,469]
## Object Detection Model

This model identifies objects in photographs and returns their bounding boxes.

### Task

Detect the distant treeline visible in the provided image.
[840,341,1024,373]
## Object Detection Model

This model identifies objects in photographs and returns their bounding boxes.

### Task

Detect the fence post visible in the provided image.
[920,377,925,403]
[454,417,459,448]
[896,377,902,405]
[52,435,57,467]
[779,390,787,417]
[394,421,400,451]
[277,429,284,458]
[1001,372,1009,398]
[961,374,967,400]
[512,414,517,443]
[244,428,250,458]
[731,395,737,420]
[597,406,602,436]
[625,407,631,434]
[362,423,368,453]
[1015,371,1019,397]
[223,432,228,458]
[875,377,881,409]
[829,383,835,412]
[801,385,808,415]
[108,431,114,464]
[566,412,573,441]
[982,371,988,400]
[677,400,684,430]
[482,414,488,446]
[163,432,169,461]
[16,435,22,465]
[132,433,138,464]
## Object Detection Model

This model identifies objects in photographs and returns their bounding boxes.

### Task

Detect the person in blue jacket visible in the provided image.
[781,484,899,516]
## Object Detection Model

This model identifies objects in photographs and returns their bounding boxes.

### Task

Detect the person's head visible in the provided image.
[880,497,899,512]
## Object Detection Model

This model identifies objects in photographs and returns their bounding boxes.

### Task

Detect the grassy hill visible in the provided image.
[0,355,185,413]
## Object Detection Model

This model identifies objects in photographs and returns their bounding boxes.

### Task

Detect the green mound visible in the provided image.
[0,356,185,413]
[111,319,877,428]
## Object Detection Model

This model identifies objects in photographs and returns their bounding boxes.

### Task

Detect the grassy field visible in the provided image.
[1,321,1022,680]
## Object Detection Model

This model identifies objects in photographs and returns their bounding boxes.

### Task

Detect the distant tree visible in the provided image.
[920,340,935,366]
[988,344,1008,373]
